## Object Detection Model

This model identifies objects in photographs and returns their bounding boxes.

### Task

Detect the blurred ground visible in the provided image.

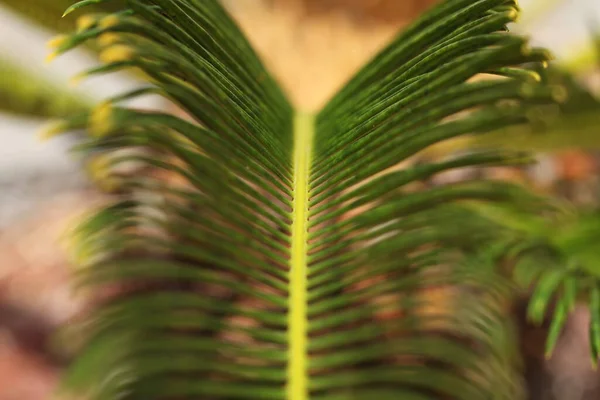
[0,192,92,399]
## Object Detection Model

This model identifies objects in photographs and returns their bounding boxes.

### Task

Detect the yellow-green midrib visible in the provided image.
[287,112,314,400]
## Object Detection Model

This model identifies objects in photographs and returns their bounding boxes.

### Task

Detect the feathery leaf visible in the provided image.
[49,1,561,399]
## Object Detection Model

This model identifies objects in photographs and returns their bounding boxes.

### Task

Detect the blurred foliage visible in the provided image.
[424,33,600,158]
[0,0,125,118]
[0,58,91,118]
[479,59,600,152]
[0,0,124,32]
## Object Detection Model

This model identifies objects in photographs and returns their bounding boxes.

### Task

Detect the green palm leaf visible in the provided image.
[469,62,600,152]
[467,201,600,365]
[423,31,600,157]
[47,0,567,399]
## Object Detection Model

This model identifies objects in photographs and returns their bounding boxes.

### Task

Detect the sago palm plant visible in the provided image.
[42,0,600,399]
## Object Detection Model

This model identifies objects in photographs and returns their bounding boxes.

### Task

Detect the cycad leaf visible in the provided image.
[469,64,600,152]
[478,205,600,361]
[49,0,557,399]
[428,32,600,155]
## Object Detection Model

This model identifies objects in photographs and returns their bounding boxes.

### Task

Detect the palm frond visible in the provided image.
[419,30,600,158]
[466,201,600,366]
[47,0,567,399]
[467,61,600,152]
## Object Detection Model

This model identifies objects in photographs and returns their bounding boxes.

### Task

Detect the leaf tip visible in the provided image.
[76,14,97,32]
[44,53,57,64]
[86,154,121,193]
[47,34,69,50]
[62,4,78,18]
[99,14,120,29]
[37,120,67,142]
[89,101,116,138]
[97,33,122,48]
[99,45,134,64]
[69,73,85,88]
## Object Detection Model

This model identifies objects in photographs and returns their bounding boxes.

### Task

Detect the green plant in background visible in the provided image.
[0,0,125,118]
[0,0,123,33]
[38,0,600,399]
[421,32,600,159]
[0,58,90,118]
[469,43,600,152]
